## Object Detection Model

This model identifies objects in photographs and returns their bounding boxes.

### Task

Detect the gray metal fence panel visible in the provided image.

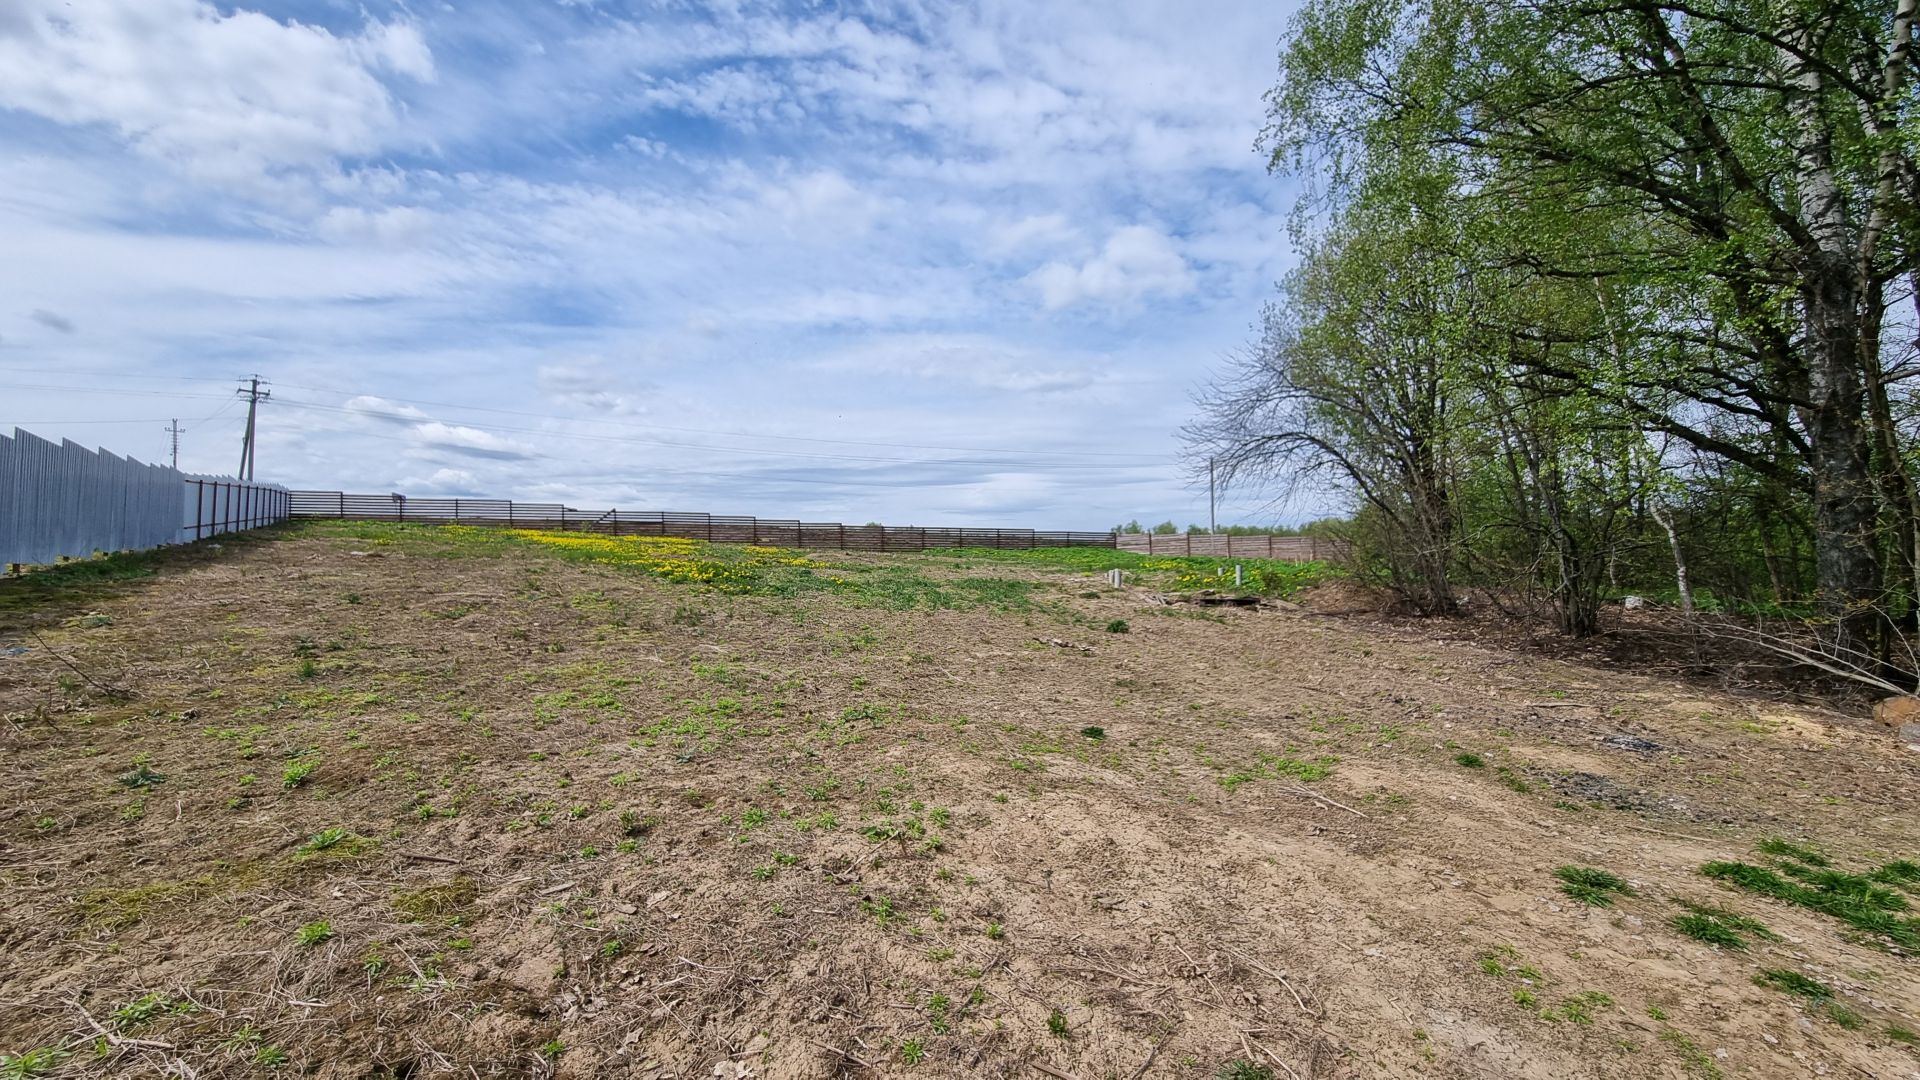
[0,428,289,566]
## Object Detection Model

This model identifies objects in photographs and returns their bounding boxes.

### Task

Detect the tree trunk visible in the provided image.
[1784,30,1884,656]
[1650,500,1693,616]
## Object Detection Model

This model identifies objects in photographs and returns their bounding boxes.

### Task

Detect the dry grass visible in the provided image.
[0,521,1916,1079]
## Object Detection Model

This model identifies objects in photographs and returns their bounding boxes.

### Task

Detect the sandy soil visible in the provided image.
[1,524,1916,1079]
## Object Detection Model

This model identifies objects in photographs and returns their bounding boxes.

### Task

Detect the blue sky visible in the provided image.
[0,0,1312,529]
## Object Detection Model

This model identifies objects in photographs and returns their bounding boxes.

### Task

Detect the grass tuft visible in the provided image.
[1554,866,1634,907]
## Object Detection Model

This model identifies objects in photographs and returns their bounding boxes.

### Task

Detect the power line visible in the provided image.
[273,396,1160,470]
[269,379,1151,459]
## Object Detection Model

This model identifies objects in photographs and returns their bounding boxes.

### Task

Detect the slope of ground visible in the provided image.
[0,523,1916,1079]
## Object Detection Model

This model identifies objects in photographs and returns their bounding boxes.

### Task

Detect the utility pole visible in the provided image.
[165,419,181,469]
[236,375,270,480]
[1208,457,1217,534]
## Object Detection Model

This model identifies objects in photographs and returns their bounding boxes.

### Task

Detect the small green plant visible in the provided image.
[1105,619,1130,634]
[0,1047,67,1078]
[985,921,1005,940]
[296,658,318,680]
[540,1039,564,1058]
[1755,968,1831,1000]
[1217,1062,1275,1080]
[33,815,57,832]
[1886,1024,1918,1044]
[112,993,188,1027]
[1702,849,1920,950]
[902,1039,924,1065]
[282,760,316,789]
[1079,726,1105,740]
[294,920,334,947]
[253,1046,290,1068]
[1645,1004,1669,1021]
[1453,751,1485,768]
[1756,837,1829,866]
[1046,1008,1069,1039]
[1544,990,1613,1024]
[927,992,952,1034]
[297,827,363,856]
[117,761,167,789]
[1554,866,1634,907]
[1672,912,1744,948]
[751,865,777,881]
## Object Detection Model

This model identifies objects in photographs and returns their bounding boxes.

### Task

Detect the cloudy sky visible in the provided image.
[0,0,1311,529]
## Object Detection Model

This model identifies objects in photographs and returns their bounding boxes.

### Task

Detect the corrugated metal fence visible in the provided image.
[1,427,290,566]
[1116,532,1343,561]
[289,491,1117,552]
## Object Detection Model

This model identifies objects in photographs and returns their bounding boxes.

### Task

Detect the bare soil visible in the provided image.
[1,524,1917,1079]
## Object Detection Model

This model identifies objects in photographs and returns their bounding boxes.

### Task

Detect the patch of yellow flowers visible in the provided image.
[504,530,820,592]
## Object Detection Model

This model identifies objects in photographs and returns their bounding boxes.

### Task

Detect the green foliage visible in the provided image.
[1554,866,1634,907]
[0,1047,67,1079]
[1046,1008,1069,1039]
[294,920,334,947]
[1104,619,1130,634]
[1754,969,1831,1001]
[1218,1063,1275,1080]
[1702,852,1920,950]
[1452,752,1484,768]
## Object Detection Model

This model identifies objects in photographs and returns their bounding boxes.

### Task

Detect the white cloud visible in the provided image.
[1027,225,1196,310]
[0,0,432,184]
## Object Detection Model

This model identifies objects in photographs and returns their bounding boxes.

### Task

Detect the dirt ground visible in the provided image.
[1,523,1916,1080]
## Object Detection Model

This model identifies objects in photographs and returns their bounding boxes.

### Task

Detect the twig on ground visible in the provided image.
[399,851,460,864]
[30,628,131,699]
[805,1038,878,1072]
[1222,946,1313,1016]
[1242,1033,1302,1080]
[1127,1024,1178,1080]
[1280,784,1368,819]
[1032,1064,1080,1080]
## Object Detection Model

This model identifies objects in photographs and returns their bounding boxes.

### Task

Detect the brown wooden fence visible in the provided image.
[1115,532,1343,561]
[287,491,1116,552]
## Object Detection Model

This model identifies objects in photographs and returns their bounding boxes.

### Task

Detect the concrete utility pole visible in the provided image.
[166,419,181,469]
[236,375,271,480]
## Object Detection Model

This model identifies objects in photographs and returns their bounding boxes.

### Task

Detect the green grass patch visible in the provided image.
[1219,751,1335,791]
[1755,968,1830,1000]
[921,546,1340,597]
[1702,847,1920,949]
[1554,866,1634,907]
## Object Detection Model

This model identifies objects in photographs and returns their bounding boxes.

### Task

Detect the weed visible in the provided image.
[1702,852,1920,949]
[1494,766,1532,793]
[294,920,334,947]
[1646,1005,1669,1021]
[1672,913,1745,949]
[5,1045,71,1075]
[1453,751,1485,768]
[985,922,1005,941]
[1886,1025,1919,1044]
[1544,991,1612,1024]
[540,1040,564,1059]
[1217,1063,1274,1080]
[1754,969,1830,1000]
[253,1046,290,1068]
[1105,619,1130,633]
[297,658,318,680]
[751,865,777,881]
[282,760,316,790]
[297,827,372,858]
[1046,1008,1069,1039]
[113,993,190,1027]
[117,760,167,789]
[600,940,623,959]
[1658,1029,1724,1079]
[1670,901,1776,949]
[1756,837,1829,867]
[902,1040,924,1065]
[927,991,952,1033]
[1080,726,1106,740]
[1555,866,1635,907]
[393,878,478,922]
[1828,1003,1865,1030]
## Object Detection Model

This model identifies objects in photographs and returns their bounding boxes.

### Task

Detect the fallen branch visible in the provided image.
[1222,946,1314,1016]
